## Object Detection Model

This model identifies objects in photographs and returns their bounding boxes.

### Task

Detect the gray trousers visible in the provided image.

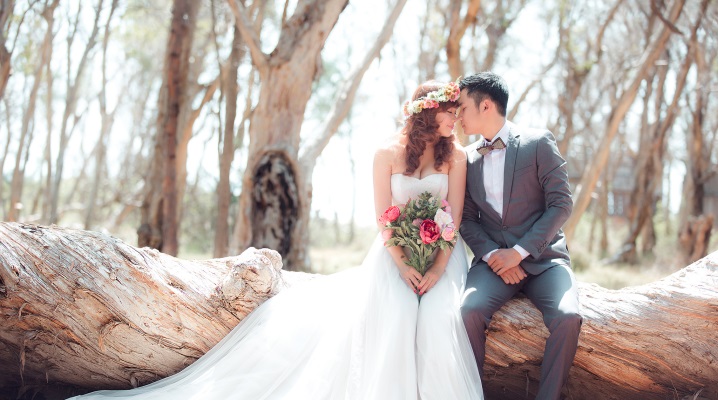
[461,263,582,400]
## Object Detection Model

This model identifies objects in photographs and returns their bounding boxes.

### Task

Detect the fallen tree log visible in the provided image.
[0,222,716,399]
[0,222,303,398]
[484,255,718,400]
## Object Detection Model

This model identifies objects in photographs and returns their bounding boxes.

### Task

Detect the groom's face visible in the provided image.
[458,89,486,136]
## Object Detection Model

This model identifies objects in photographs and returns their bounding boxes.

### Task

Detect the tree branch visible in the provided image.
[651,0,683,35]
[299,0,408,170]
[226,0,268,76]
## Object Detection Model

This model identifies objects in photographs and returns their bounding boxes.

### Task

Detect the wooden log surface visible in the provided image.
[0,222,717,399]
[484,253,718,399]
[0,222,296,395]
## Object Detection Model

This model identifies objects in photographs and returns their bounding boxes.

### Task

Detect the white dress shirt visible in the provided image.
[480,122,530,262]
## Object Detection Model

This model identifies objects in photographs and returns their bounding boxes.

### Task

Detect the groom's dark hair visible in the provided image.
[459,72,509,117]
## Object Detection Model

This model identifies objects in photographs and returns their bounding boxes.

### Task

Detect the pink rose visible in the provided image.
[419,219,440,244]
[412,218,422,227]
[381,228,393,243]
[441,199,452,214]
[442,226,455,241]
[379,205,401,225]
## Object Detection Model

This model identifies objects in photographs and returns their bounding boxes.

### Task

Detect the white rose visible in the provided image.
[433,208,453,229]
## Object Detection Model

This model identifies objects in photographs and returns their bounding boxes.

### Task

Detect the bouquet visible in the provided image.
[379,192,457,275]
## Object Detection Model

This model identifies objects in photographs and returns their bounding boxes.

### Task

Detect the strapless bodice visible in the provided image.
[390,173,449,205]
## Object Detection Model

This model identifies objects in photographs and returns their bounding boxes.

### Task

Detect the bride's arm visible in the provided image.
[373,146,423,291]
[417,146,467,295]
[446,146,467,228]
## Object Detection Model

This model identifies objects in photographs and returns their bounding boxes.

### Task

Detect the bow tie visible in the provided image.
[477,137,506,155]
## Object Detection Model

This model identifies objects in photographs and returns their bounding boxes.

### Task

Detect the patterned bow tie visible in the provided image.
[477,137,506,155]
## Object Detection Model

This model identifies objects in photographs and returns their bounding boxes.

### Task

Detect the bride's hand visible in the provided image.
[399,265,423,292]
[417,265,446,295]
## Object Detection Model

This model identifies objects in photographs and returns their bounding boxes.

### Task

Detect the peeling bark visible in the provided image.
[1,223,717,399]
[0,222,287,394]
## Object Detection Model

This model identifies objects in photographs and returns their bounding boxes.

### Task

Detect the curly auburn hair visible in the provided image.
[401,81,458,176]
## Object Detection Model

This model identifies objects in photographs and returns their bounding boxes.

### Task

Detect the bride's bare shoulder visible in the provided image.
[374,140,405,175]
[449,142,467,168]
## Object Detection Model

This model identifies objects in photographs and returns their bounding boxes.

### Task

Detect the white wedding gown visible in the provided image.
[70,174,483,400]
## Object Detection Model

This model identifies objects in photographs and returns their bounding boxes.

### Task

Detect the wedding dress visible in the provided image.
[70,174,483,400]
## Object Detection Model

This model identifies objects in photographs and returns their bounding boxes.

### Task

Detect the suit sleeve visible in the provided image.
[515,131,573,258]
[460,169,500,260]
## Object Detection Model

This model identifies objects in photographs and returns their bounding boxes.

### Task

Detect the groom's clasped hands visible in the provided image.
[487,248,527,285]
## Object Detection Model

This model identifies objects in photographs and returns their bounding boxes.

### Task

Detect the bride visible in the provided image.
[70,80,483,400]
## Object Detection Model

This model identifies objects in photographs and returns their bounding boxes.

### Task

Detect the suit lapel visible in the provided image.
[502,124,520,219]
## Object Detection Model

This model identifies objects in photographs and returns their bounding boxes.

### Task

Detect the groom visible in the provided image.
[458,72,582,400]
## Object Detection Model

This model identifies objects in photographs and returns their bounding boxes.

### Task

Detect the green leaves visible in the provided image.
[382,191,457,275]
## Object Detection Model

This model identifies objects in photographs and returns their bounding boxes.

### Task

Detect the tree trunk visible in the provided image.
[155,0,200,256]
[173,73,219,238]
[445,0,481,80]
[0,0,16,101]
[677,20,715,264]
[0,103,11,218]
[41,35,55,225]
[214,24,244,258]
[416,2,439,84]
[85,0,119,230]
[295,0,407,270]
[553,0,624,156]
[0,222,716,399]
[615,0,707,264]
[614,68,662,264]
[49,0,104,224]
[444,0,481,146]
[678,215,714,264]
[6,0,58,222]
[227,0,350,270]
[598,172,609,254]
[563,0,686,241]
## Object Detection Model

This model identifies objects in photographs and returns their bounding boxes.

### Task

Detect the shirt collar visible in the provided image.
[483,121,509,146]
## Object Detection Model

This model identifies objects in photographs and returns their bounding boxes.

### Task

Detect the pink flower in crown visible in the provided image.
[402,102,410,116]
[442,226,456,242]
[423,99,439,109]
[381,228,394,243]
[446,83,460,101]
[419,220,440,244]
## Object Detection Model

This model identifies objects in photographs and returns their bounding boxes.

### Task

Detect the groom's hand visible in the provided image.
[487,249,523,275]
[498,265,527,285]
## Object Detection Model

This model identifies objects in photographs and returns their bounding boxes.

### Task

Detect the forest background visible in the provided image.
[1,0,716,290]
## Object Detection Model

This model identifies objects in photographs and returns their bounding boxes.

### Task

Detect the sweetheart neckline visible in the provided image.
[391,173,448,181]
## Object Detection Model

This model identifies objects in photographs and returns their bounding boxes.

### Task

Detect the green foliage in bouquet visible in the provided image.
[381,192,457,275]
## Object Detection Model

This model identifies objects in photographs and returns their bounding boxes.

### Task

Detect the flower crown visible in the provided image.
[402,79,461,117]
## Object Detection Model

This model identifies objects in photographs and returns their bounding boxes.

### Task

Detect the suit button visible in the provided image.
[502,225,508,231]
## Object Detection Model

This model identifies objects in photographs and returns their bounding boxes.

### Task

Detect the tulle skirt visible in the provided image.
[70,236,483,400]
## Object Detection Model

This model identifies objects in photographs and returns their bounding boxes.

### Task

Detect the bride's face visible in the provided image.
[436,107,458,138]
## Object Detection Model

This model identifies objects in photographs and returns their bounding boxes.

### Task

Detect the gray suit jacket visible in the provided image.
[460,121,572,275]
